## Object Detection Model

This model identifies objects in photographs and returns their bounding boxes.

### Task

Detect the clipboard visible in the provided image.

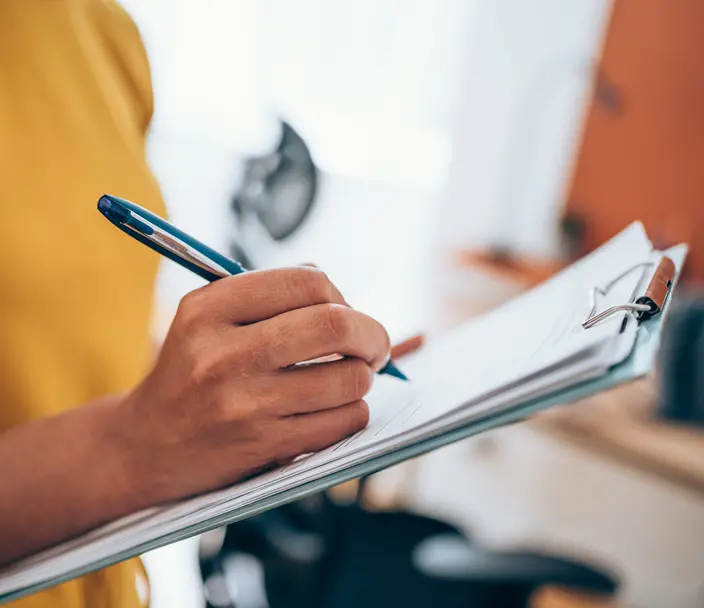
[0,243,687,604]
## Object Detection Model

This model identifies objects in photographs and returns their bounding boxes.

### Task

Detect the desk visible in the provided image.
[534,379,704,497]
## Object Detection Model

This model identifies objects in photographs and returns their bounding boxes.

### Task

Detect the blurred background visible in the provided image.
[110,1,704,607]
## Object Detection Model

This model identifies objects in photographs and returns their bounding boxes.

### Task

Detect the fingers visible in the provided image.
[268,358,374,415]
[179,266,346,326]
[276,400,370,461]
[390,334,425,359]
[252,303,391,372]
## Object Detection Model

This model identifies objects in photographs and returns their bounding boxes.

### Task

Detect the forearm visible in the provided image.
[0,396,144,565]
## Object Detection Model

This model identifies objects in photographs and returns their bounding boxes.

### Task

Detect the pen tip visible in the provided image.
[380,360,409,381]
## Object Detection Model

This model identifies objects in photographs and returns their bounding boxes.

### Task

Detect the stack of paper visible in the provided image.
[0,222,682,600]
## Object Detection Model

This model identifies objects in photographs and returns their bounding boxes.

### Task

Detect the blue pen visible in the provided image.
[97,194,408,381]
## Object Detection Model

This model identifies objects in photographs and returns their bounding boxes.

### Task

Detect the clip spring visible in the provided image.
[582,257,675,329]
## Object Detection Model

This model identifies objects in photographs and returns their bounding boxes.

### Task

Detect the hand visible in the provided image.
[116,267,392,507]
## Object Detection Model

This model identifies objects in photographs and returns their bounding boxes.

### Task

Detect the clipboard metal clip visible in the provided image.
[582,256,676,329]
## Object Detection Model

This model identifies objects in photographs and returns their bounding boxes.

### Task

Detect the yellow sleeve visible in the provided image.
[0,1,164,607]
[89,0,155,134]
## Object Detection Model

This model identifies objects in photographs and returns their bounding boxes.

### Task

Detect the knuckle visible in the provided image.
[176,289,209,331]
[208,393,232,421]
[226,334,256,372]
[214,388,262,428]
[189,350,220,389]
[252,324,289,371]
[187,344,244,391]
[345,360,373,399]
[228,396,260,423]
[297,267,334,304]
[347,400,370,431]
[321,304,354,344]
[214,339,261,382]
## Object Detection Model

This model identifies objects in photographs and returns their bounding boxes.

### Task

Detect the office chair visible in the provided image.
[199,492,619,608]
[412,534,617,607]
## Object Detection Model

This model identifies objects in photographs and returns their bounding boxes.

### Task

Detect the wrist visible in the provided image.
[92,393,155,518]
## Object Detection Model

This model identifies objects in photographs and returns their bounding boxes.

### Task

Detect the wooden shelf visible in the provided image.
[533,378,704,496]
[454,248,566,289]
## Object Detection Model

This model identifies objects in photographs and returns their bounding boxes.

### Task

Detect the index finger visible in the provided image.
[188,266,347,325]
[252,303,391,372]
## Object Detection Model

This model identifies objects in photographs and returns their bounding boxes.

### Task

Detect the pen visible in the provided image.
[97,194,408,381]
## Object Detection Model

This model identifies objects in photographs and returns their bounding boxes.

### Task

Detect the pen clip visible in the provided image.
[99,194,244,282]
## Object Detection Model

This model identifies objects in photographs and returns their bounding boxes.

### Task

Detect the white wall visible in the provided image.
[435,0,612,258]
[126,0,614,265]
[120,0,479,189]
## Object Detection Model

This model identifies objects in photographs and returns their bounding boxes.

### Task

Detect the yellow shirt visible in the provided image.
[0,0,166,606]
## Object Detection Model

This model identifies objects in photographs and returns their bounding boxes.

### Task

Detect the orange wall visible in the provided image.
[564,0,704,283]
